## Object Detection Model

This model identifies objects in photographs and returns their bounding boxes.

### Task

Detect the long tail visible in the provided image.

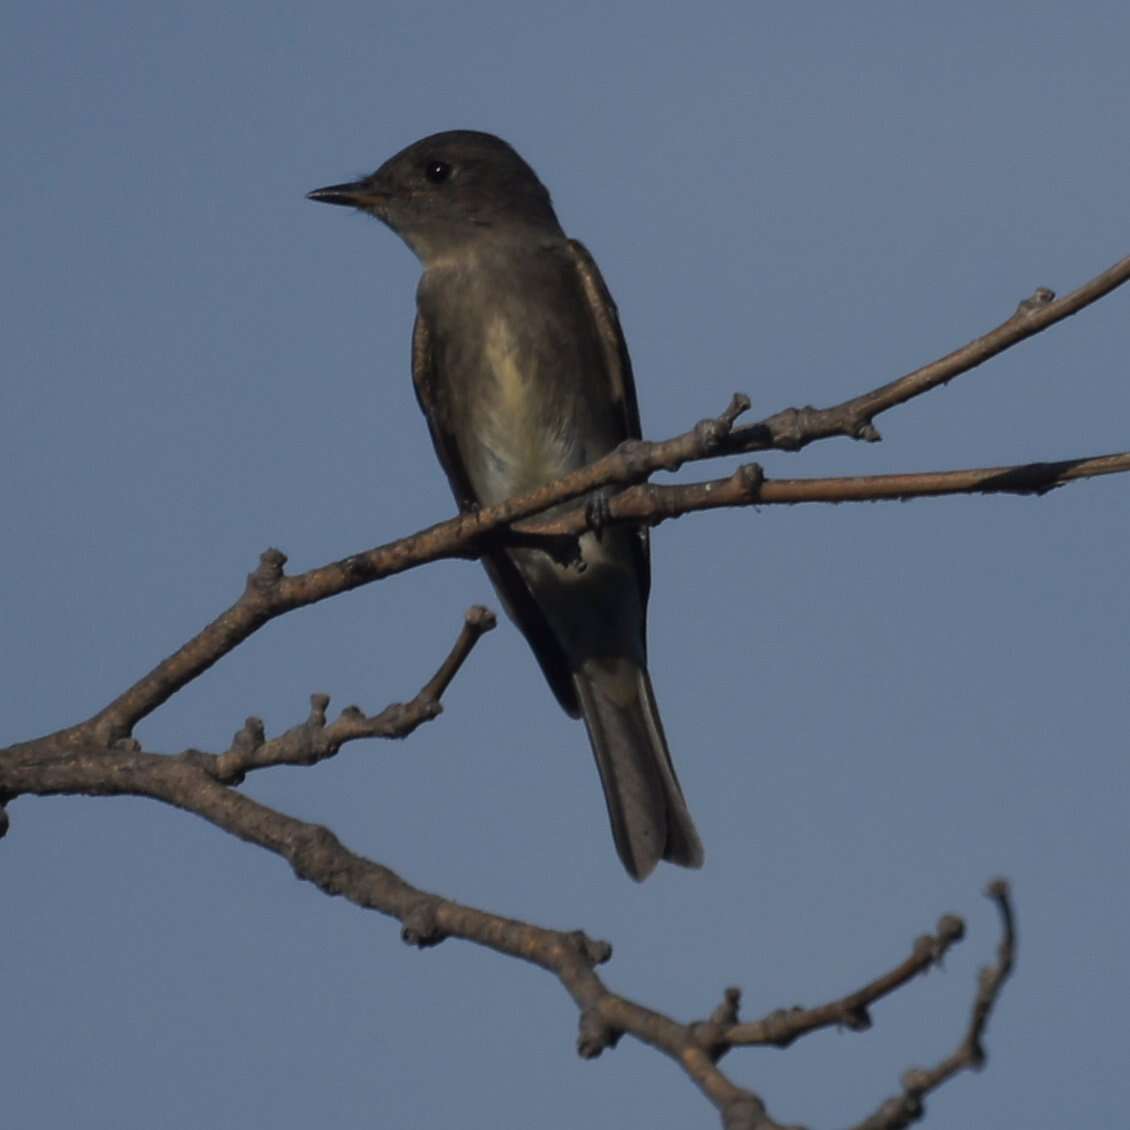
[573,658,704,880]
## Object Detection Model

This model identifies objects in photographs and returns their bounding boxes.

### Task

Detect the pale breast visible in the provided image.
[420,238,624,508]
[469,314,581,504]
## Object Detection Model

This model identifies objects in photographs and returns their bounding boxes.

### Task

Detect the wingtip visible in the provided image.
[664,819,705,871]
[619,840,704,881]
[622,852,659,882]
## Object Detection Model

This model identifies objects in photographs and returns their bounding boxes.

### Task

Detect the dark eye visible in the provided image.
[425,160,452,184]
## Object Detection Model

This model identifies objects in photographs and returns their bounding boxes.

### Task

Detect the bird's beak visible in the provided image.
[306,179,386,210]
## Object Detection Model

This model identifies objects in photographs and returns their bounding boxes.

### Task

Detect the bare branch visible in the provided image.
[714,914,966,1050]
[416,604,498,702]
[722,252,1130,454]
[29,252,1125,751]
[2,247,1108,1126]
[850,881,1017,1130]
[523,450,1130,537]
[40,395,753,749]
[50,438,1130,753]
[172,606,498,784]
[0,716,1013,1129]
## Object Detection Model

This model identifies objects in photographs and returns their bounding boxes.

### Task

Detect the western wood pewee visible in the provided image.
[308,130,703,879]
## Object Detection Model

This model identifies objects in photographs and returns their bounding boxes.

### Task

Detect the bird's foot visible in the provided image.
[584,488,614,542]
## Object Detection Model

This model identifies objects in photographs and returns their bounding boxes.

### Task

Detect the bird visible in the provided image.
[307,130,703,879]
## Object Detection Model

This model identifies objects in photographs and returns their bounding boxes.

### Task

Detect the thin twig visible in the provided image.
[52,439,1130,752]
[722,253,1130,454]
[32,252,1126,749]
[521,450,1130,537]
[850,881,1017,1130]
[175,606,497,784]
[716,915,966,1050]
[0,718,1014,1130]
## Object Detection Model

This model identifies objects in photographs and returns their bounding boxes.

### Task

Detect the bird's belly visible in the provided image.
[462,317,582,505]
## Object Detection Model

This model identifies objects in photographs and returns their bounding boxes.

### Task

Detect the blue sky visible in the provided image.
[3,3,1128,1127]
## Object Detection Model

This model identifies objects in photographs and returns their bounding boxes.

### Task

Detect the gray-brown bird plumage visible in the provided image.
[308,130,703,879]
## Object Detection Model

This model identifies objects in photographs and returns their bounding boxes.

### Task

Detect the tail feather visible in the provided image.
[573,659,704,880]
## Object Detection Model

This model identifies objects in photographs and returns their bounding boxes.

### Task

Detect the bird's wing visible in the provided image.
[411,310,580,716]
[564,239,651,601]
[564,239,642,440]
[411,312,477,510]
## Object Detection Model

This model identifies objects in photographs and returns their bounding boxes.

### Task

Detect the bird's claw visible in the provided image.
[584,489,614,542]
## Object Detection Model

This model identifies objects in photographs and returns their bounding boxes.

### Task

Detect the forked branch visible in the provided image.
[1,247,1122,1127]
[29,252,1129,753]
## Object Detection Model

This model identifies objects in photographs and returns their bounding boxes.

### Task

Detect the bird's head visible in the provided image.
[307,130,562,263]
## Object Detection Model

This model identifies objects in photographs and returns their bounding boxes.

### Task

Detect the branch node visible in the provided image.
[1014,286,1056,318]
[840,1003,872,1032]
[232,716,266,754]
[692,395,750,456]
[985,876,1010,902]
[721,1097,769,1130]
[465,604,497,633]
[401,899,446,949]
[577,1006,620,1058]
[900,1066,932,1096]
[735,462,765,499]
[721,392,752,426]
[880,1091,925,1127]
[856,420,882,442]
[177,747,216,772]
[110,737,141,752]
[613,437,654,476]
[776,406,818,451]
[691,986,744,1061]
[693,417,728,454]
[911,913,965,969]
[248,547,288,592]
[762,1007,806,1047]
[308,694,330,726]
[710,986,742,1026]
[935,913,966,948]
[566,930,612,966]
